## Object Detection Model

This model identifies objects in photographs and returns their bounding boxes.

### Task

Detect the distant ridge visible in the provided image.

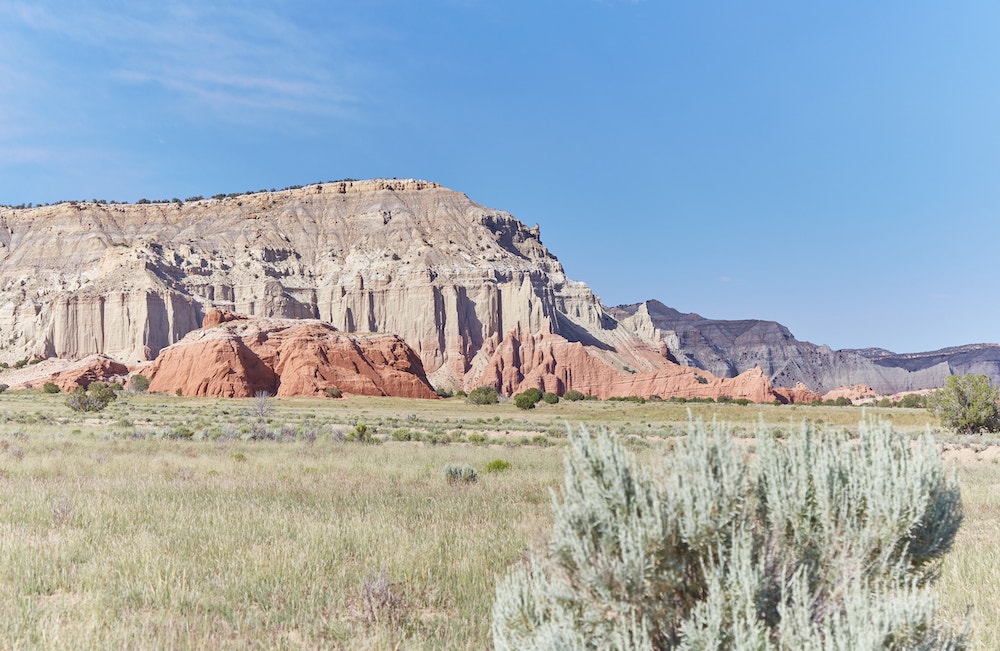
[610,300,1000,394]
[1,179,992,398]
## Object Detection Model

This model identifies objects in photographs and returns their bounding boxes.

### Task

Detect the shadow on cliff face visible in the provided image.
[554,312,614,352]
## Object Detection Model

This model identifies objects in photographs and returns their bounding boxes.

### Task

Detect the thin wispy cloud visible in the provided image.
[1,1,360,123]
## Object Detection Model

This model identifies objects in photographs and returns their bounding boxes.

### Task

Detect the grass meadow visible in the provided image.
[0,390,996,649]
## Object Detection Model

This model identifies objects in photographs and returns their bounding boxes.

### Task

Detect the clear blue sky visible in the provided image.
[2,1,997,353]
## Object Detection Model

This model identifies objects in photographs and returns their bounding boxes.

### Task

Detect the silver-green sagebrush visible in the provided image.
[493,419,965,650]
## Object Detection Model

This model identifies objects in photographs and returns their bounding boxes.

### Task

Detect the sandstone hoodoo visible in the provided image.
[145,317,438,399]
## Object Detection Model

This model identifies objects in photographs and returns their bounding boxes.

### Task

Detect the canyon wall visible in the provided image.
[0,180,661,394]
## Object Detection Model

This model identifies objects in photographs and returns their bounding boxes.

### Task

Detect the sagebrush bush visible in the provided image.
[492,419,964,650]
[563,390,585,401]
[444,465,478,484]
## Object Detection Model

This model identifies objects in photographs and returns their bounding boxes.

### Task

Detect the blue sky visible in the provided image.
[2,1,997,353]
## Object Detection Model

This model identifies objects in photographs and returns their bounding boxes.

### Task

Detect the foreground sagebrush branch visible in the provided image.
[492,419,964,650]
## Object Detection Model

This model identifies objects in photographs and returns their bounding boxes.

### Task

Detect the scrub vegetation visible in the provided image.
[0,389,995,649]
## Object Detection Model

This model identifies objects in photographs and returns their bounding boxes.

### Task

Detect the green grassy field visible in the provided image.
[0,390,995,649]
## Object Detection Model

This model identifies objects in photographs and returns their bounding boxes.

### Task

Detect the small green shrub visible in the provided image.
[42,382,61,394]
[324,386,343,398]
[563,389,585,402]
[444,465,478,484]
[607,395,646,404]
[347,423,379,444]
[65,382,119,412]
[484,459,511,473]
[467,386,499,405]
[898,392,928,409]
[170,426,195,439]
[129,374,151,393]
[434,386,455,398]
[542,392,559,404]
[467,433,487,445]
[513,393,536,410]
[390,428,412,442]
[521,387,542,404]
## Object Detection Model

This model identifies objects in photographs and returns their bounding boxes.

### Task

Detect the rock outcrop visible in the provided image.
[45,355,130,392]
[0,180,651,394]
[145,317,437,399]
[610,300,979,395]
[4,179,984,400]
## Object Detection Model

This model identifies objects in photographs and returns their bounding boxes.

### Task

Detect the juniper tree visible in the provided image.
[492,419,964,650]
[928,374,1000,434]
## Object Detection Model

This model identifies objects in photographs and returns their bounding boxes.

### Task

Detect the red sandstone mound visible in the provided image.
[202,307,247,329]
[146,318,437,399]
[474,328,822,403]
[46,355,130,392]
[822,384,876,403]
[773,383,824,405]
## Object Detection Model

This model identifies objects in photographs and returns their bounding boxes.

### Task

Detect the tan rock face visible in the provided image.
[145,318,437,399]
[0,180,633,391]
[0,179,835,401]
[822,384,876,402]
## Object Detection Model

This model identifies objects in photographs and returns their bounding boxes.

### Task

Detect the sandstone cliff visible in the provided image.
[0,179,648,392]
[4,179,968,400]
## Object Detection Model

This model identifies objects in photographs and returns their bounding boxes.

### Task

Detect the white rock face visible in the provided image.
[0,179,647,388]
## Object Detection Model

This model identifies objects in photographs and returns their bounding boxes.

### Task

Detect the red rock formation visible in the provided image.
[146,318,437,399]
[773,383,824,404]
[202,308,246,329]
[604,365,780,403]
[147,335,278,398]
[822,384,876,403]
[474,330,786,402]
[46,355,130,392]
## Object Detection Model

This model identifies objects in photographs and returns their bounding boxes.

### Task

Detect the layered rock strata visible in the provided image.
[145,317,437,399]
[610,300,975,395]
[0,180,647,393]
